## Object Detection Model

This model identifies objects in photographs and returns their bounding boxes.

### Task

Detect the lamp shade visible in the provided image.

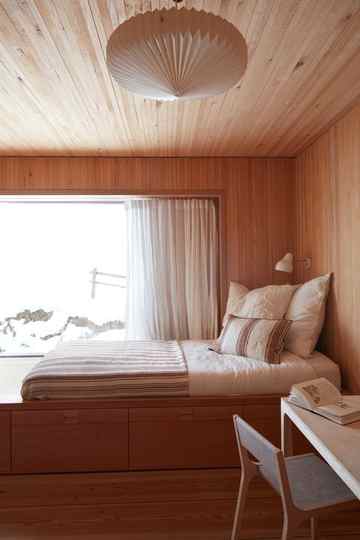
[275,253,294,273]
[106,7,247,101]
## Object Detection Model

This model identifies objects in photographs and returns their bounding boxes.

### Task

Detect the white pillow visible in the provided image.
[233,284,299,320]
[222,281,249,326]
[217,316,292,364]
[285,274,331,358]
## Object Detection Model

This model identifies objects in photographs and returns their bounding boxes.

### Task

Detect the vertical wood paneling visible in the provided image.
[295,103,360,391]
[0,156,294,315]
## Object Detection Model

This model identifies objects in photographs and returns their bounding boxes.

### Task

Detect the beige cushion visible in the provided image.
[217,316,292,364]
[223,281,249,326]
[233,284,298,320]
[285,274,331,358]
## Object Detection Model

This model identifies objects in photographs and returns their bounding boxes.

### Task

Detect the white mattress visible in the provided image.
[182,340,341,396]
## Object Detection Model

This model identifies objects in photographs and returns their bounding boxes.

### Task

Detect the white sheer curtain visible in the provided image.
[126,198,218,340]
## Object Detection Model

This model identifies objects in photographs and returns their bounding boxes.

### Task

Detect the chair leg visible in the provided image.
[281,513,303,540]
[281,519,296,540]
[231,474,250,540]
[310,517,319,540]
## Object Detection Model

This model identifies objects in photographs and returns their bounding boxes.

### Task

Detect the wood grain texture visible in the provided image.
[0,156,295,312]
[12,408,129,473]
[0,394,283,411]
[4,395,284,474]
[0,471,358,539]
[1,394,310,475]
[129,405,240,470]
[129,403,282,471]
[0,0,359,157]
[295,103,360,392]
[0,412,10,473]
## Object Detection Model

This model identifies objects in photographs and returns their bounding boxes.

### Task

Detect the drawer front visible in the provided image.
[130,406,240,470]
[243,403,281,445]
[243,402,311,453]
[0,412,10,473]
[12,409,128,473]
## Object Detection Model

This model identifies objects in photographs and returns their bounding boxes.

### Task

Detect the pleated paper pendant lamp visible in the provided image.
[106,4,247,101]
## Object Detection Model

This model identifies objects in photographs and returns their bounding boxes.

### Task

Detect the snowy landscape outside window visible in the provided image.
[0,199,127,356]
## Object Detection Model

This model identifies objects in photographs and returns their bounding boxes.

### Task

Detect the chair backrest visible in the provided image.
[233,414,286,494]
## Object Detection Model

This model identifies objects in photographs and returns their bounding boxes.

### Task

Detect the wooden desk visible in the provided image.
[281,396,360,499]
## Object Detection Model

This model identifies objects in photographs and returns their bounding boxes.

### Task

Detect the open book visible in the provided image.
[288,378,360,425]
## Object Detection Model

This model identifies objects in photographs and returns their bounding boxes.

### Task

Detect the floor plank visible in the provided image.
[0,470,359,539]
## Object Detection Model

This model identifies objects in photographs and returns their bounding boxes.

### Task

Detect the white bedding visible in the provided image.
[183,340,341,396]
[0,340,341,402]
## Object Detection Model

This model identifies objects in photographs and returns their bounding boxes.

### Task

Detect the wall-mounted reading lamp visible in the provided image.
[274,252,312,273]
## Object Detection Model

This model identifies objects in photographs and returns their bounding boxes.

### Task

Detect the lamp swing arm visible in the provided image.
[296,257,312,270]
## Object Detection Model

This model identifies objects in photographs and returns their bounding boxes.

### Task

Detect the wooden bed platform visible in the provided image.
[0,393,318,538]
[0,394,287,475]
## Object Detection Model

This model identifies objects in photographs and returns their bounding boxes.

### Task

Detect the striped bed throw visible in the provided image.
[21,340,189,400]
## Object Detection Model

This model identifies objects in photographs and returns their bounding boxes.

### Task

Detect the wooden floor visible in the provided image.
[0,469,359,539]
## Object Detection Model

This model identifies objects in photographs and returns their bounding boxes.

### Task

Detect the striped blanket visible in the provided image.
[21,340,189,400]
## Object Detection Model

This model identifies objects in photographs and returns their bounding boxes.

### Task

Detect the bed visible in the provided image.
[0,338,340,476]
[20,339,340,400]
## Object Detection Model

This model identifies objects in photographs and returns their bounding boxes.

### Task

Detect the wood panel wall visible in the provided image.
[0,157,295,315]
[295,103,360,391]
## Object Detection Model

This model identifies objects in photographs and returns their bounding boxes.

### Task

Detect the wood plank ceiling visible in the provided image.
[0,0,359,157]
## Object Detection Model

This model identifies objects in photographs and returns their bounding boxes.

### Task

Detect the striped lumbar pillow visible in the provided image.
[217,316,292,364]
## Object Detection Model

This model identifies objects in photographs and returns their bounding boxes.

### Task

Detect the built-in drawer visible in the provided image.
[12,409,129,473]
[129,406,240,470]
[0,412,11,473]
[243,403,281,445]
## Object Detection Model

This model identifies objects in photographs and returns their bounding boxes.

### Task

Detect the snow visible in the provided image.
[0,201,127,355]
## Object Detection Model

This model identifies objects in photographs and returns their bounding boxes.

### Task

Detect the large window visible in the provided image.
[0,197,127,356]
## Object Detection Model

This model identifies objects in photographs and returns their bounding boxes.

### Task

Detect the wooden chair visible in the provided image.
[232,414,357,540]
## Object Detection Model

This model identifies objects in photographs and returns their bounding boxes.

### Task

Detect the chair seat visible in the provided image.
[232,415,360,540]
[284,453,356,511]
